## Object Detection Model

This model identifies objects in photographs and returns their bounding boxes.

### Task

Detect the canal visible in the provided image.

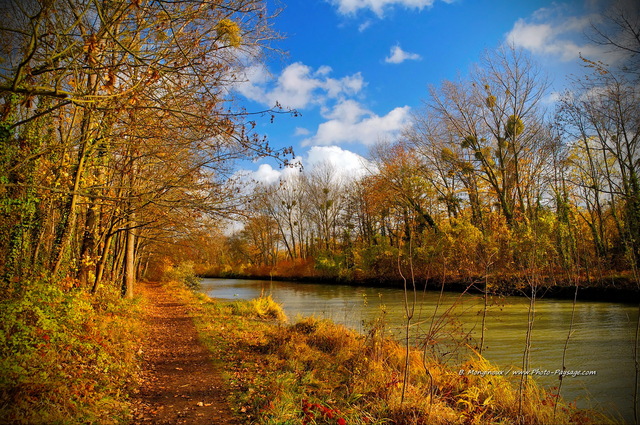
[201,278,638,423]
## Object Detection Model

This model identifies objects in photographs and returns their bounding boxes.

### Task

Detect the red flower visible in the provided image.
[337,418,346,425]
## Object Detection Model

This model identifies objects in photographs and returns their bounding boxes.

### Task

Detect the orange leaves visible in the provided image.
[103,70,116,93]
[83,34,101,66]
[144,68,160,85]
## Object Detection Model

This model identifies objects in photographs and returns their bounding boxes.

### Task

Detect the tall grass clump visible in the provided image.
[0,279,142,424]
[250,296,288,321]
[211,294,288,322]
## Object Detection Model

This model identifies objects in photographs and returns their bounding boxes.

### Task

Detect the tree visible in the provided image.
[405,111,477,226]
[369,142,438,247]
[0,0,289,295]
[426,45,552,227]
[303,162,345,253]
[557,9,640,268]
[586,0,640,77]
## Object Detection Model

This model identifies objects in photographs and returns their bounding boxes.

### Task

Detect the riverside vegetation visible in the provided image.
[0,279,143,424]
[164,274,617,425]
[0,262,619,424]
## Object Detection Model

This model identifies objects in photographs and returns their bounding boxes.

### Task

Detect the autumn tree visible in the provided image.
[241,184,288,266]
[302,162,345,253]
[0,0,288,296]
[557,2,640,268]
[426,45,552,227]
[404,111,480,226]
[369,142,438,246]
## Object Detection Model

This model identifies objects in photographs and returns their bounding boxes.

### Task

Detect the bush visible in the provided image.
[250,296,288,321]
[0,279,141,424]
[163,261,201,290]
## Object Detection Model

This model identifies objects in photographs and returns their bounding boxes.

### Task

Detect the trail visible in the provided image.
[132,281,238,425]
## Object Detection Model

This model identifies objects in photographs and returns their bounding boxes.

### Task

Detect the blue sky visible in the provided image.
[233,0,620,183]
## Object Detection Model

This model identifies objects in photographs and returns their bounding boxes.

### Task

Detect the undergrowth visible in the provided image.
[0,279,142,424]
[162,260,201,291]
[168,281,617,425]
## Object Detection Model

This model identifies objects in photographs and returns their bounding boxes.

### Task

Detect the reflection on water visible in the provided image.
[201,278,638,423]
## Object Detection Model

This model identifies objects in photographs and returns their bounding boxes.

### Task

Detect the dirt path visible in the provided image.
[132,281,239,425]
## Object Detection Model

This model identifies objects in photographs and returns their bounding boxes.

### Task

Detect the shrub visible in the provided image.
[162,261,201,290]
[0,279,141,424]
[224,296,287,322]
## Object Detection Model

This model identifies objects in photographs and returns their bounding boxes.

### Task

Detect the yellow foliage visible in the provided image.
[250,296,287,321]
[486,95,496,108]
[506,114,524,138]
[216,18,242,47]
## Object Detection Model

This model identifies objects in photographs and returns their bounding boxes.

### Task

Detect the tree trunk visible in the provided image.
[52,107,94,276]
[122,215,136,299]
[78,203,97,286]
[92,229,116,293]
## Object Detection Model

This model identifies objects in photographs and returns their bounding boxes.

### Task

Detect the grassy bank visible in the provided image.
[0,280,142,424]
[168,281,617,425]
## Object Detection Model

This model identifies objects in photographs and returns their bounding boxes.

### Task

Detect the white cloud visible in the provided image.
[236,147,375,188]
[235,159,302,187]
[505,5,623,64]
[543,91,562,106]
[358,20,373,32]
[315,65,331,76]
[294,127,311,136]
[385,44,422,64]
[303,99,412,146]
[306,146,376,179]
[329,0,438,17]
[235,61,410,150]
[252,163,282,185]
[234,64,270,102]
[271,63,323,108]
[236,62,365,110]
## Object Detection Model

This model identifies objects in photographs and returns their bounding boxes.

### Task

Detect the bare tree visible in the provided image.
[427,45,552,226]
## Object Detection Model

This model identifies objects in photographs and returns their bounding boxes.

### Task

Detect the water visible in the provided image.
[201,278,638,423]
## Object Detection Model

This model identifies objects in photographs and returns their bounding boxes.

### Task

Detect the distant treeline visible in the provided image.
[195,41,639,294]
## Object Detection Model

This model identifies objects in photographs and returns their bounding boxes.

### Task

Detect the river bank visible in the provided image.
[203,271,640,304]
[200,277,637,423]
[162,279,622,424]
